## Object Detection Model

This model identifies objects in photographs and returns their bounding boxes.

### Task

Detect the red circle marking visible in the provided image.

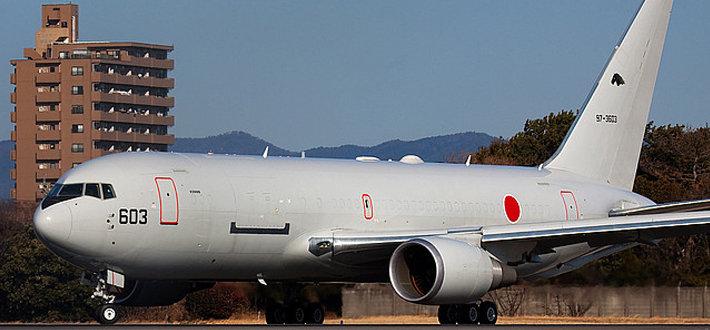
[504,195,521,223]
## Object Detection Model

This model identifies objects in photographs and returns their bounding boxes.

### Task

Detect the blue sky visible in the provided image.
[2,1,708,150]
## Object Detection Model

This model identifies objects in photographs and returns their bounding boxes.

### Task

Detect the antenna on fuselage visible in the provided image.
[262,146,269,159]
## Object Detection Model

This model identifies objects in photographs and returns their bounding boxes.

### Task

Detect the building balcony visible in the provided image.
[10,111,16,123]
[10,73,16,85]
[10,131,16,141]
[92,91,174,108]
[94,111,175,126]
[94,130,175,145]
[36,149,61,160]
[10,92,16,104]
[11,148,16,161]
[36,168,62,180]
[11,169,16,180]
[123,55,174,70]
[36,130,61,141]
[92,72,174,89]
[36,72,61,84]
[36,91,61,103]
[36,111,61,122]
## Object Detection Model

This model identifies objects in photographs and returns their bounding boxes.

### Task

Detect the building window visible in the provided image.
[71,124,84,133]
[71,86,83,95]
[71,143,84,153]
[59,52,68,59]
[71,66,84,76]
[71,105,84,114]
[61,21,68,28]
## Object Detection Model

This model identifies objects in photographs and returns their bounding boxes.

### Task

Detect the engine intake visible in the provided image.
[389,237,515,305]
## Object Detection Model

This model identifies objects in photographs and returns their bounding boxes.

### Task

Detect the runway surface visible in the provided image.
[1,325,710,330]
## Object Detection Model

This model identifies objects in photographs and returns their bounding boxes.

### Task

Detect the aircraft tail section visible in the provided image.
[543,0,673,190]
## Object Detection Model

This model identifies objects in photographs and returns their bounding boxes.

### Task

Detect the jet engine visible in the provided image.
[114,280,214,306]
[389,236,515,305]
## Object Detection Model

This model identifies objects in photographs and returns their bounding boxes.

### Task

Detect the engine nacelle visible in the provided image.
[115,280,214,306]
[389,237,515,305]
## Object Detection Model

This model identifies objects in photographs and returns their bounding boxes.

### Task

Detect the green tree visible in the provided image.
[452,110,576,165]
[0,225,94,322]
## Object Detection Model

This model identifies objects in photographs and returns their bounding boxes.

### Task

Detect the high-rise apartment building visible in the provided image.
[10,4,175,201]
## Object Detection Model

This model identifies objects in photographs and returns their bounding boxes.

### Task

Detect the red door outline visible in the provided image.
[560,190,579,220]
[155,177,179,225]
[361,194,374,220]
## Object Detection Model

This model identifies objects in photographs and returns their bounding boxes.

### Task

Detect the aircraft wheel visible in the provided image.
[287,305,307,324]
[437,304,458,324]
[479,301,498,325]
[457,303,480,324]
[305,303,325,324]
[265,304,286,324]
[96,304,120,325]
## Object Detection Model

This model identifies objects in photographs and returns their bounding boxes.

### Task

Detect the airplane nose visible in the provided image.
[33,203,72,245]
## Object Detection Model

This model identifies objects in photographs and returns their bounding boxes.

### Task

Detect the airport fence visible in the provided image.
[341,284,710,318]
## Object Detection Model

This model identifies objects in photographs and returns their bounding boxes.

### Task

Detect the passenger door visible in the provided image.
[155,177,179,225]
[560,190,579,220]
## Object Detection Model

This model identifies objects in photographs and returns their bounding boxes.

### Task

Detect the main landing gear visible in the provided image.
[265,302,325,325]
[264,284,326,325]
[438,300,498,325]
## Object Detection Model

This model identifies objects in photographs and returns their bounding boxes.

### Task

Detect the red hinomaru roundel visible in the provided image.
[504,194,521,223]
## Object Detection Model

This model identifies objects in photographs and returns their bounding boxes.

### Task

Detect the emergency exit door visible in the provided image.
[560,190,579,220]
[155,177,179,225]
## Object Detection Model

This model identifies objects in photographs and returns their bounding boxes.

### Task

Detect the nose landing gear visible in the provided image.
[87,273,124,325]
[437,300,498,325]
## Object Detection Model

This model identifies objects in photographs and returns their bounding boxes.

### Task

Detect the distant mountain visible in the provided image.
[170,131,494,163]
[303,132,494,162]
[170,131,293,156]
[0,130,494,199]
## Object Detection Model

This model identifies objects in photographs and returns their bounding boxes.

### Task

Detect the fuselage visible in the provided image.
[34,152,653,282]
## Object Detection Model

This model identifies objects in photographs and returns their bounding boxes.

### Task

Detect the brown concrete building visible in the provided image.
[10,4,175,201]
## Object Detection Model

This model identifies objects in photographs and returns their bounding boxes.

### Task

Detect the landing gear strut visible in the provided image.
[437,301,498,325]
[89,274,123,325]
[264,284,326,325]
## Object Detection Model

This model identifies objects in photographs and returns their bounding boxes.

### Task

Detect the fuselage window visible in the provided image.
[101,184,116,199]
[85,183,101,199]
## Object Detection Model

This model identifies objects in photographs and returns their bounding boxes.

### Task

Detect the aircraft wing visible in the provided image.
[310,208,710,267]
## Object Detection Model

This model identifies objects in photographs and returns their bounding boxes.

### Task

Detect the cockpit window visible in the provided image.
[58,183,83,197]
[85,183,101,199]
[41,182,117,209]
[101,184,116,199]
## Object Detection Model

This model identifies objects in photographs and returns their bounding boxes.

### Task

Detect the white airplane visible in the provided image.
[34,0,710,325]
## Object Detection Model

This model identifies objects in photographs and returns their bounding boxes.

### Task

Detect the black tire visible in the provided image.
[479,301,498,325]
[96,304,120,325]
[288,305,307,324]
[306,303,325,324]
[457,303,480,324]
[266,305,286,324]
[437,305,457,325]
